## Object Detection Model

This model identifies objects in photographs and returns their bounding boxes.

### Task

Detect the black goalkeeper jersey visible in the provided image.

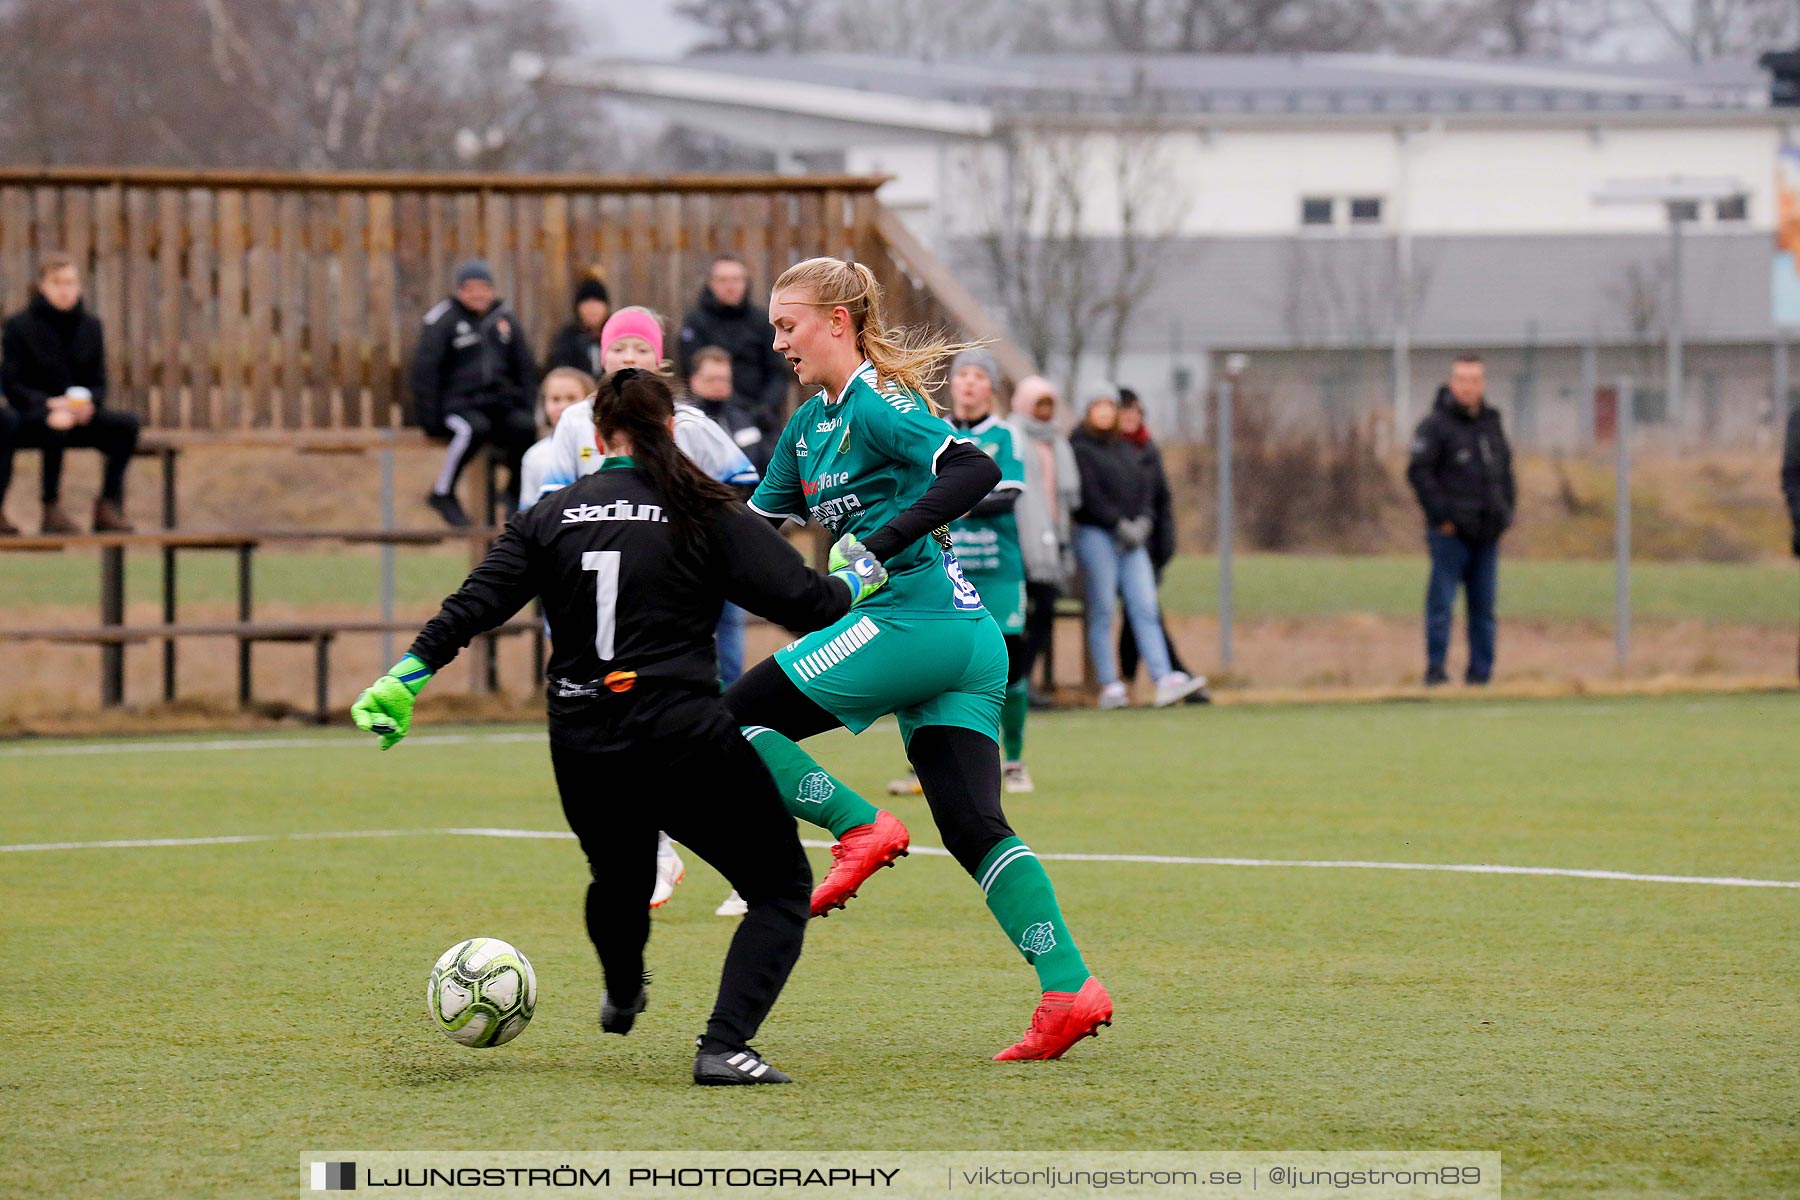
[407,459,852,736]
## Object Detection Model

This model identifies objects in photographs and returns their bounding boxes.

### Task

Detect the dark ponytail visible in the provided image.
[592,369,739,544]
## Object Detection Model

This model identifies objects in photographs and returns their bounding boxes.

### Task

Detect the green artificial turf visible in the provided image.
[4,694,1798,1196]
[5,549,1796,625]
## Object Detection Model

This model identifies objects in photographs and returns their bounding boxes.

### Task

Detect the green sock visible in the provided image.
[1000,679,1028,763]
[976,836,1090,993]
[742,725,880,838]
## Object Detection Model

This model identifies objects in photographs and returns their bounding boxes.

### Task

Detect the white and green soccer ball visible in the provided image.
[427,937,537,1048]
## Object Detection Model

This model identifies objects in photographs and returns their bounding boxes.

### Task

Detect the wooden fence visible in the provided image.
[0,167,1029,433]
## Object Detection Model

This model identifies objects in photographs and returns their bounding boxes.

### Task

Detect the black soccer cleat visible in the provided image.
[693,1044,792,1085]
[427,491,471,529]
[600,981,649,1035]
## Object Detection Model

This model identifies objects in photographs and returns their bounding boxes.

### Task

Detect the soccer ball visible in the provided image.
[427,937,537,1048]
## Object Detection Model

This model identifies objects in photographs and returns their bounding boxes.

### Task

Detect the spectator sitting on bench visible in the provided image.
[410,258,538,528]
[0,252,140,535]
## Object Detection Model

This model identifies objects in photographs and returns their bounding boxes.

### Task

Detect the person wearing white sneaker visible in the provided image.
[650,833,685,908]
[1070,392,1191,711]
[715,891,749,917]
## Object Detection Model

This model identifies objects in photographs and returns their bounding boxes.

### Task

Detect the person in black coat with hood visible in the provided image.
[0,252,139,534]
[1406,353,1516,686]
[676,254,791,437]
[543,274,611,377]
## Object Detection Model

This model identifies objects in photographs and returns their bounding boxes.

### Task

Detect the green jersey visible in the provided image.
[749,361,989,622]
[949,414,1027,633]
[948,414,1026,585]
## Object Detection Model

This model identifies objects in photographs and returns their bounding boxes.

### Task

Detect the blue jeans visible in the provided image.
[1075,524,1172,686]
[715,603,747,686]
[1425,530,1499,682]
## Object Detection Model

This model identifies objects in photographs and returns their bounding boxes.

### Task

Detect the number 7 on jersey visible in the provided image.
[582,550,620,660]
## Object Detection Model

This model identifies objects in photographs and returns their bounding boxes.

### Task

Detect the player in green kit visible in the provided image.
[888,347,1035,796]
[723,257,1112,1061]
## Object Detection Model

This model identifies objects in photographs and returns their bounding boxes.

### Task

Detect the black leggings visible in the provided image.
[724,659,1015,877]
[550,687,811,1053]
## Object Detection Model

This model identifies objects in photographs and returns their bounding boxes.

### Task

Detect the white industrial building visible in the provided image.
[546,52,1800,446]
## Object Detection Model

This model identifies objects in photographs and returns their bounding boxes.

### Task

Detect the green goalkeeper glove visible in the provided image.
[828,534,888,606]
[350,654,434,750]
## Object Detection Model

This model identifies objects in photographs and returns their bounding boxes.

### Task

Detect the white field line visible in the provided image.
[0,827,1795,891]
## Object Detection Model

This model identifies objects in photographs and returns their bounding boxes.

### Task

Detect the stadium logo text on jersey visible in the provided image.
[814,417,841,434]
[795,771,836,806]
[561,500,668,525]
[1019,921,1057,956]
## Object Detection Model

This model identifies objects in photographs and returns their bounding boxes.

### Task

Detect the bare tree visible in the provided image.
[1634,0,1800,63]
[675,0,825,52]
[964,122,1187,396]
[0,0,618,170]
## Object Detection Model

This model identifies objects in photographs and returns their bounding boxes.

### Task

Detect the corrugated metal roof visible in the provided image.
[680,51,1770,117]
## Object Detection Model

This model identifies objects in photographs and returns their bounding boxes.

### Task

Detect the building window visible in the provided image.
[1715,194,1748,222]
[1349,196,1383,225]
[1668,199,1701,222]
[1301,196,1334,226]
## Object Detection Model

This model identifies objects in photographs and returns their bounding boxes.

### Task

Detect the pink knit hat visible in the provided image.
[599,308,664,361]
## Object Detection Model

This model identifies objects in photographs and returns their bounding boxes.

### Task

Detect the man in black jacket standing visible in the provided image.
[410,259,538,527]
[0,252,139,534]
[676,255,790,437]
[1407,353,1516,686]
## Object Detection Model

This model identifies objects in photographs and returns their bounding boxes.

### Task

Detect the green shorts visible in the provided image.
[967,573,1025,634]
[775,610,1007,746]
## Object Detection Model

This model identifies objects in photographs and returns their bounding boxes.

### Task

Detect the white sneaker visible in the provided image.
[1153,672,1207,708]
[714,890,748,917]
[1097,682,1129,710]
[650,846,685,908]
[1003,761,1035,793]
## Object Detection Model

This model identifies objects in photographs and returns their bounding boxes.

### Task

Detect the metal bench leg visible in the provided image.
[162,546,177,702]
[100,546,125,708]
[237,545,253,707]
[314,635,334,725]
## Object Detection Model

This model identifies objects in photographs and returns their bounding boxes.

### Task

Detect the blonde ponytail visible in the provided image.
[772,257,985,412]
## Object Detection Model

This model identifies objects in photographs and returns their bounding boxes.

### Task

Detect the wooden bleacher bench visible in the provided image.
[0,618,540,724]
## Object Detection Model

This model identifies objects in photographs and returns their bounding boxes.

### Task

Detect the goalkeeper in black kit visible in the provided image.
[351,369,888,1086]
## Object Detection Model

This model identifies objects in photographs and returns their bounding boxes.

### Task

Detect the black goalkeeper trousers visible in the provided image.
[548,686,811,1053]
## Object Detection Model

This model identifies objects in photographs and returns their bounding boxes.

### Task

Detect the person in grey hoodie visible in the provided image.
[1006,375,1081,704]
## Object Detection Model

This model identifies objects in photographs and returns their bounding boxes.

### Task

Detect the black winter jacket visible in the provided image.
[675,288,791,433]
[544,320,604,378]
[1,292,108,420]
[408,296,536,436]
[689,392,771,475]
[1070,425,1154,531]
[1125,432,1177,571]
[1407,388,1516,543]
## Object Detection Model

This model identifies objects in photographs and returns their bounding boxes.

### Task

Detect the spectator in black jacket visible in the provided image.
[1406,353,1516,686]
[1070,392,1207,710]
[1115,389,1201,696]
[0,252,139,534]
[686,346,769,476]
[543,273,611,377]
[1783,401,1800,559]
[676,255,791,436]
[410,259,538,527]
